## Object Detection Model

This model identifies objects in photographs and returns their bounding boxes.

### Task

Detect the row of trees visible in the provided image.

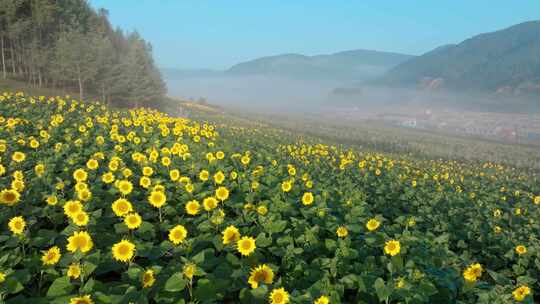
[0,0,166,107]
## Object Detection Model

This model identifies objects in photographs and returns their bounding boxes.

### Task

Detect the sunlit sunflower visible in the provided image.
[463,263,483,282]
[73,168,88,182]
[248,264,274,289]
[366,218,380,231]
[69,295,93,304]
[512,285,531,302]
[66,231,94,253]
[117,180,133,195]
[124,213,142,229]
[281,181,292,192]
[148,190,166,208]
[269,287,289,304]
[185,200,200,215]
[142,269,156,288]
[67,263,81,279]
[8,216,26,235]
[314,295,329,304]
[183,263,196,279]
[222,225,241,245]
[111,198,133,217]
[515,245,527,255]
[168,225,188,245]
[215,186,229,201]
[64,200,83,218]
[301,192,314,205]
[112,239,136,262]
[237,236,256,256]
[72,211,89,226]
[203,196,218,211]
[11,151,26,163]
[336,226,348,238]
[41,246,61,266]
[0,189,20,206]
[384,240,401,256]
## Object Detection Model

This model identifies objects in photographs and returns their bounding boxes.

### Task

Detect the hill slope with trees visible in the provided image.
[0,0,166,107]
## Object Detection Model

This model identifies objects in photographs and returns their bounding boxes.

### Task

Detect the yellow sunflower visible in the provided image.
[64,200,83,218]
[117,180,133,195]
[384,240,401,256]
[148,191,166,208]
[66,231,94,253]
[124,213,142,229]
[301,192,314,205]
[41,246,62,266]
[515,245,527,255]
[215,186,229,201]
[73,168,88,182]
[72,211,89,226]
[237,236,256,256]
[69,295,93,304]
[142,269,156,288]
[248,264,274,289]
[314,295,329,304]
[336,226,348,238]
[512,285,531,302]
[222,225,240,245]
[185,200,200,215]
[203,197,218,211]
[111,239,136,262]
[8,216,26,235]
[67,263,81,279]
[168,225,188,245]
[0,189,20,206]
[269,287,290,304]
[111,198,133,217]
[366,218,380,231]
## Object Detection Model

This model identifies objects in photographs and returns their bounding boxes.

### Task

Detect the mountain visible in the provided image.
[374,21,540,95]
[226,50,414,81]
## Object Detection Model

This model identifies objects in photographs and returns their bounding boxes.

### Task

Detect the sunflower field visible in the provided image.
[0,92,539,304]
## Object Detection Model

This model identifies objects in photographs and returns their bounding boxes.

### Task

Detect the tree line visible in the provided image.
[0,0,166,107]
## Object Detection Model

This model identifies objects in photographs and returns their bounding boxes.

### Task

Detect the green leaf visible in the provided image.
[46,276,73,297]
[164,272,187,292]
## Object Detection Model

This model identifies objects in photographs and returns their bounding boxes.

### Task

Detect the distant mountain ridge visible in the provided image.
[225,49,414,81]
[373,21,540,95]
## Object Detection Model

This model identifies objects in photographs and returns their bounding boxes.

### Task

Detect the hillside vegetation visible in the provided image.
[375,21,540,96]
[0,0,165,107]
[227,50,414,81]
[0,92,538,303]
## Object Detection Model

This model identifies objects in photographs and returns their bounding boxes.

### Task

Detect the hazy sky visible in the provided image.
[89,1,540,70]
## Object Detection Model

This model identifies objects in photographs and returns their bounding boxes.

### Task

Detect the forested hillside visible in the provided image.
[0,0,166,107]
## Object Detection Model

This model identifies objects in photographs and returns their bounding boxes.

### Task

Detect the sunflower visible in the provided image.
[269,287,289,304]
[111,198,133,217]
[64,200,83,218]
[67,263,81,279]
[117,180,133,195]
[183,263,196,279]
[139,176,151,188]
[169,169,180,181]
[0,189,20,206]
[185,200,200,215]
[241,155,250,165]
[314,295,329,304]
[112,239,136,262]
[142,166,154,176]
[515,245,527,255]
[301,192,314,205]
[41,246,61,266]
[257,205,268,216]
[86,159,99,170]
[213,171,225,184]
[11,151,26,163]
[148,190,166,208]
[222,225,240,245]
[336,226,348,238]
[535,196,540,205]
[215,186,229,201]
[35,163,45,176]
[463,263,483,282]
[366,218,380,231]
[384,240,401,256]
[69,295,93,304]
[203,197,218,211]
[66,231,94,253]
[8,216,25,235]
[281,181,292,193]
[124,213,142,229]
[237,236,256,256]
[0,272,6,283]
[248,264,274,289]
[72,211,89,226]
[199,170,209,181]
[73,168,88,182]
[512,285,531,302]
[46,195,58,206]
[142,269,156,288]
[101,172,115,184]
[168,225,188,245]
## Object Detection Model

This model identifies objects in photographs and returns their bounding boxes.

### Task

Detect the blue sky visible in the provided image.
[89,1,540,69]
